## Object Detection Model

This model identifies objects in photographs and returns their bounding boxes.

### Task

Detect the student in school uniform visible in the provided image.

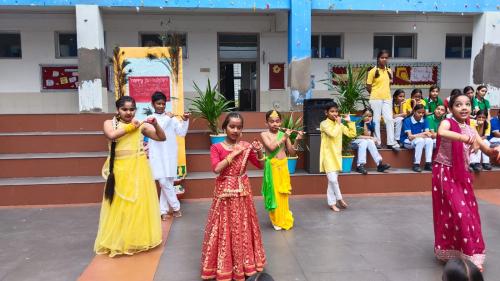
[401,104,434,172]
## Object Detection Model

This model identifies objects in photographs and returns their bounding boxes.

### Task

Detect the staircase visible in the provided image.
[1,113,499,206]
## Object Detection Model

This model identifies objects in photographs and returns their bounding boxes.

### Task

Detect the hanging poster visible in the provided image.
[269,63,285,90]
[116,47,187,178]
[329,62,441,88]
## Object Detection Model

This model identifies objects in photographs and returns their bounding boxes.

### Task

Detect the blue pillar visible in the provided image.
[288,0,312,106]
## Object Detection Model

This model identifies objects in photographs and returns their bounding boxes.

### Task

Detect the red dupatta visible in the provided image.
[434,118,468,184]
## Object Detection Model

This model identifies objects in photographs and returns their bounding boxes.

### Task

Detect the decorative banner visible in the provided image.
[129,76,171,103]
[269,63,285,90]
[329,62,441,88]
[41,65,78,90]
[117,47,186,178]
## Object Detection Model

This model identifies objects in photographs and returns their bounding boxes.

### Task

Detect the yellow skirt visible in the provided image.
[269,158,294,230]
[94,154,162,257]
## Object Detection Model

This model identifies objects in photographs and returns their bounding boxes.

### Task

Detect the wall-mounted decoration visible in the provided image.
[269,63,285,90]
[41,65,78,90]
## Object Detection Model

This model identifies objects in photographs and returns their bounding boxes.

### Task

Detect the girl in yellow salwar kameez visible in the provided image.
[95,96,166,257]
[261,110,303,230]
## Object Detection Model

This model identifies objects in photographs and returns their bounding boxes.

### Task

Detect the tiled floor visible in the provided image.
[1,192,500,281]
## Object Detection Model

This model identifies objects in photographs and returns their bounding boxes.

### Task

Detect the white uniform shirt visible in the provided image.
[148,113,189,179]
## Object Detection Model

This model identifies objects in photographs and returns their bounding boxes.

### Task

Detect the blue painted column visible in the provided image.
[288,0,312,107]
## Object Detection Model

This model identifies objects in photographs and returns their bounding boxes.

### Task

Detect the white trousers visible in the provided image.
[159,177,180,214]
[404,138,434,164]
[369,100,396,146]
[353,138,382,166]
[326,172,342,206]
[470,139,490,164]
[394,116,404,141]
[490,137,500,146]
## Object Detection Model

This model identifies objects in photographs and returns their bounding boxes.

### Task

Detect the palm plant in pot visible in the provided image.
[322,63,369,172]
[281,112,304,174]
[188,79,234,144]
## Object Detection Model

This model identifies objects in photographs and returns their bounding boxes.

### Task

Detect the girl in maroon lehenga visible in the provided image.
[432,93,500,271]
[201,112,266,281]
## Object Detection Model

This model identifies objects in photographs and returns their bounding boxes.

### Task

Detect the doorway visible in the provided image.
[218,34,259,111]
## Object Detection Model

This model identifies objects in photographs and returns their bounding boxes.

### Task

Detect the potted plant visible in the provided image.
[281,112,304,174]
[188,79,234,144]
[322,63,369,172]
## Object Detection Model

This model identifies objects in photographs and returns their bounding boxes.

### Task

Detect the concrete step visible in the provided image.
[1,168,499,206]
[0,114,112,133]
[0,132,107,154]
[0,148,426,178]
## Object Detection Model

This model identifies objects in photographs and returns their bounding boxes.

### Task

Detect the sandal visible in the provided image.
[173,210,182,218]
[337,199,348,209]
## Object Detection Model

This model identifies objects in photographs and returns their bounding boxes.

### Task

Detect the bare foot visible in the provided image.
[173,210,182,218]
[330,205,340,212]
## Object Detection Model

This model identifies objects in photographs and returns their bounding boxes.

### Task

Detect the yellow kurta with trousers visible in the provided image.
[94,123,162,257]
[319,119,357,173]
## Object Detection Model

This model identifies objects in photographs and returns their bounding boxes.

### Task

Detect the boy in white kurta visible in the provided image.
[148,92,189,220]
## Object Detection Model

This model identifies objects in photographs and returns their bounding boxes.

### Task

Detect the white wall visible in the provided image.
[0,12,82,113]
[0,11,476,113]
[311,14,474,99]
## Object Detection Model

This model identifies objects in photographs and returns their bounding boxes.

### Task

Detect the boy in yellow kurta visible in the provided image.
[320,102,357,212]
[261,110,303,230]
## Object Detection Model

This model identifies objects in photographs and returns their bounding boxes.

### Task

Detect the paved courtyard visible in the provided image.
[1,194,500,281]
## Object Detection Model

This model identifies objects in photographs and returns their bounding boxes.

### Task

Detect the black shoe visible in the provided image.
[471,163,481,173]
[377,163,391,172]
[482,163,492,170]
[356,164,368,175]
[412,164,422,172]
[424,162,432,171]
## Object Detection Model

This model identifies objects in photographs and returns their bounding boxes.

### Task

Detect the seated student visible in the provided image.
[473,85,491,117]
[442,258,484,281]
[352,109,391,175]
[426,104,446,147]
[402,88,427,115]
[470,110,492,172]
[392,89,408,145]
[488,110,500,147]
[401,104,433,172]
[425,85,444,116]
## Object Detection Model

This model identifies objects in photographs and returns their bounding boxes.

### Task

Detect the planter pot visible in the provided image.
[210,134,226,144]
[341,155,355,173]
[349,115,362,123]
[287,156,298,174]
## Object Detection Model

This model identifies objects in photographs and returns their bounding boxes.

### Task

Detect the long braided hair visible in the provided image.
[105,96,136,204]
[374,49,392,80]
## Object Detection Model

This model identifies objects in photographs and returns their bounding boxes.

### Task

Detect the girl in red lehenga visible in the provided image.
[432,93,500,271]
[201,112,267,281]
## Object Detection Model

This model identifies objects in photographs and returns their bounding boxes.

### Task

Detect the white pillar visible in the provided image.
[470,12,500,108]
[76,5,106,112]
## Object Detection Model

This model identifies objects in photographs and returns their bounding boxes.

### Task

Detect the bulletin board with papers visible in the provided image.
[329,62,441,88]
[41,65,79,90]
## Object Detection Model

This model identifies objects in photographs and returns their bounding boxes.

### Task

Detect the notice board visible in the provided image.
[41,65,79,90]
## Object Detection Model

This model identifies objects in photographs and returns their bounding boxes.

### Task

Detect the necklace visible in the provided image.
[222,140,237,149]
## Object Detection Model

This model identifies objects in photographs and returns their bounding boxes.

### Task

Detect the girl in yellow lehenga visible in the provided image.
[260,110,303,230]
[94,96,166,257]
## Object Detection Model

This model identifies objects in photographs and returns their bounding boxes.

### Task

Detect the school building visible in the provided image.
[0,0,499,114]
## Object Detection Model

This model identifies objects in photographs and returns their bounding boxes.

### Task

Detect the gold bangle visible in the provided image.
[225,157,232,164]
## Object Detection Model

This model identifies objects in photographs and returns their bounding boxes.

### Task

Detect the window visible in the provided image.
[445,35,472,58]
[140,33,188,58]
[56,32,77,58]
[373,34,416,58]
[311,34,342,59]
[218,34,258,60]
[0,32,22,58]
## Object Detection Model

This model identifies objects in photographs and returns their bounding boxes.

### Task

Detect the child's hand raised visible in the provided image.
[296,131,305,140]
[145,116,157,125]
[132,119,142,128]
[343,114,351,122]
[251,139,264,152]
[166,112,174,118]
